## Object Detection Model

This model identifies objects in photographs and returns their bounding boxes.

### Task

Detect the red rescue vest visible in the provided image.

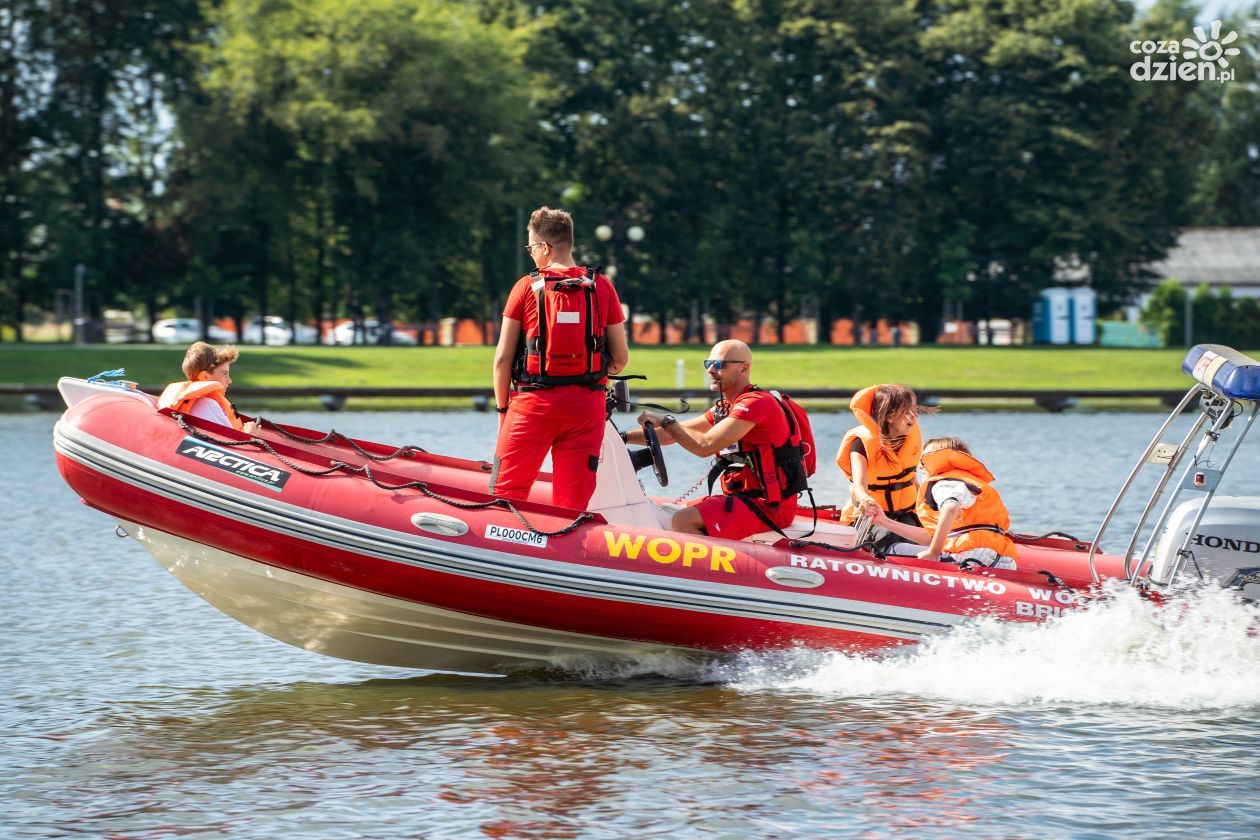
[158,380,245,431]
[707,387,816,505]
[513,267,608,389]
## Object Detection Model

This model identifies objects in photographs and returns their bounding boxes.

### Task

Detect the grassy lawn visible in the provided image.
[0,342,1233,391]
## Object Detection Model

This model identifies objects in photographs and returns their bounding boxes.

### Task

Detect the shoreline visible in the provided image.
[4,343,1249,414]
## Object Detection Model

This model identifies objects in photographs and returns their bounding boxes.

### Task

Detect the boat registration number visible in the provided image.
[484,524,548,549]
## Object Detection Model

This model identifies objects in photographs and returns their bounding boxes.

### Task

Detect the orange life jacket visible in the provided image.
[915,448,1018,559]
[836,384,921,523]
[158,380,244,431]
[513,266,608,389]
[707,387,815,505]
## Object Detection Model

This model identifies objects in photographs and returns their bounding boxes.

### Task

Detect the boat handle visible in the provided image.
[765,566,825,589]
[410,512,470,537]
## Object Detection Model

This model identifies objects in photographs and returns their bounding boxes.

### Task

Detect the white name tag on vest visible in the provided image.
[556,311,580,324]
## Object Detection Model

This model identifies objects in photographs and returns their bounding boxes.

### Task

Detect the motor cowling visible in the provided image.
[1148,496,1260,597]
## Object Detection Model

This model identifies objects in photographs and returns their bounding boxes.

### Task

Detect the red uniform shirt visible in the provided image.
[704,387,791,450]
[693,386,800,539]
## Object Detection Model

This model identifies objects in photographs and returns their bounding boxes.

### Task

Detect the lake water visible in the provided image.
[6,408,1260,837]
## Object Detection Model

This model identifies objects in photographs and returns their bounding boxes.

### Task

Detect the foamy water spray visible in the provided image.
[545,585,1260,709]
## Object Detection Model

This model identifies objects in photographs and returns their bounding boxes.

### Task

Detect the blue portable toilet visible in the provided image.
[1033,288,1071,344]
[1068,287,1096,345]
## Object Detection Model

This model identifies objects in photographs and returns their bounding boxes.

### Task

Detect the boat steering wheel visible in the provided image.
[628,422,669,487]
[643,422,669,486]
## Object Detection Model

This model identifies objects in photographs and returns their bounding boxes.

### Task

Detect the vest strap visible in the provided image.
[869,478,915,491]
[948,523,1008,538]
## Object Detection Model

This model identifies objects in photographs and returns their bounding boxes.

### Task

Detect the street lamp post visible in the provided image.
[73,263,86,346]
[595,222,645,343]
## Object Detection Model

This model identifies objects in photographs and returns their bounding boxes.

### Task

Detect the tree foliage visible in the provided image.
[2,0,1256,342]
[1141,278,1260,348]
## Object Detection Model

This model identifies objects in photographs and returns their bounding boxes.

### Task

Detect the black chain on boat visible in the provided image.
[1036,570,1095,601]
[788,538,850,552]
[173,414,592,537]
[1038,571,1074,590]
[1018,530,1087,543]
[254,416,428,459]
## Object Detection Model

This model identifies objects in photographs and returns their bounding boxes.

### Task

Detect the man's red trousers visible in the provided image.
[491,387,606,511]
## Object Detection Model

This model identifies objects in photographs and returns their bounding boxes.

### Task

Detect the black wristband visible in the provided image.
[619,430,628,443]
[496,406,509,414]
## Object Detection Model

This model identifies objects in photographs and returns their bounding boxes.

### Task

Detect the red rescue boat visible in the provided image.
[53,375,1148,676]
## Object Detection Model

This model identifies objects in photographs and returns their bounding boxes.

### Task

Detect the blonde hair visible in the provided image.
[923,436,971,456]
[528,206,574,248]
[182,341,239,380]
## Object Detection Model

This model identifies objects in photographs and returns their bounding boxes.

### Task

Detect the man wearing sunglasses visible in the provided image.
[627,340,810,540]
[491,206,629,511]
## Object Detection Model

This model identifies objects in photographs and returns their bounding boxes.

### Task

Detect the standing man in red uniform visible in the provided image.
[629,340,813,539]
[490,207,629,510]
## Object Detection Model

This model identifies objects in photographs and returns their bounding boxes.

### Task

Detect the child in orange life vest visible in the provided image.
[837,384,937,553]
[872,436,1018,570]
[158,341,256,433]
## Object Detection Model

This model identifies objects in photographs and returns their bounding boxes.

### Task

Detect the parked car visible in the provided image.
[242,316,317,346]
[330,319,418,346]
[152,318,237,345]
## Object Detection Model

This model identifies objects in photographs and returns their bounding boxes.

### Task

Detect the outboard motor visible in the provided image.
[1148,497,1260,598]
[1089,345,1259,592]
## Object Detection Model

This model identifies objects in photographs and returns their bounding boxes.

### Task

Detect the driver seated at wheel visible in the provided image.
[626,340,806,540]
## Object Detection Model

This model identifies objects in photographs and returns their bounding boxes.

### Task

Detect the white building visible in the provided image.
[1147,227,1260,299]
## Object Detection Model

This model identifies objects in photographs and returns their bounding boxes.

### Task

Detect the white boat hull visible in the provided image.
[121,520,700,674]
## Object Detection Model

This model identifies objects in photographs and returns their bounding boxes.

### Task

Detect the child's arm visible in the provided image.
[873,509,933,544]
[917,500,960,561]
[846,448,879,515]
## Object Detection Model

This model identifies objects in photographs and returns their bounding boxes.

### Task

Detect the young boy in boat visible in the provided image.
[836,383,936,553]
[872,436,1019,570]
[158,341,256,433]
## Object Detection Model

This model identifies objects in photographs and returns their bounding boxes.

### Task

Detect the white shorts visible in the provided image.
[885,542,1016,570]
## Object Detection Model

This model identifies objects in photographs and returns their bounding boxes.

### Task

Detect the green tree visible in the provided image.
[1140,279,1260,347]
[0,0,47,339]
[525,0,730,343]
[29,0,202,332]
[779,0,931,340]
[185,0,541,340]
[1139,277,1186,346]
[913,0,1214,332]
[1190,6,1260,226]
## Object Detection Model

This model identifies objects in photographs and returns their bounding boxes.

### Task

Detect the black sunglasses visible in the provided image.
[703,359,747,371]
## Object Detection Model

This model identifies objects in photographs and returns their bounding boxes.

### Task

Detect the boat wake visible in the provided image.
[539,584,1260,709]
